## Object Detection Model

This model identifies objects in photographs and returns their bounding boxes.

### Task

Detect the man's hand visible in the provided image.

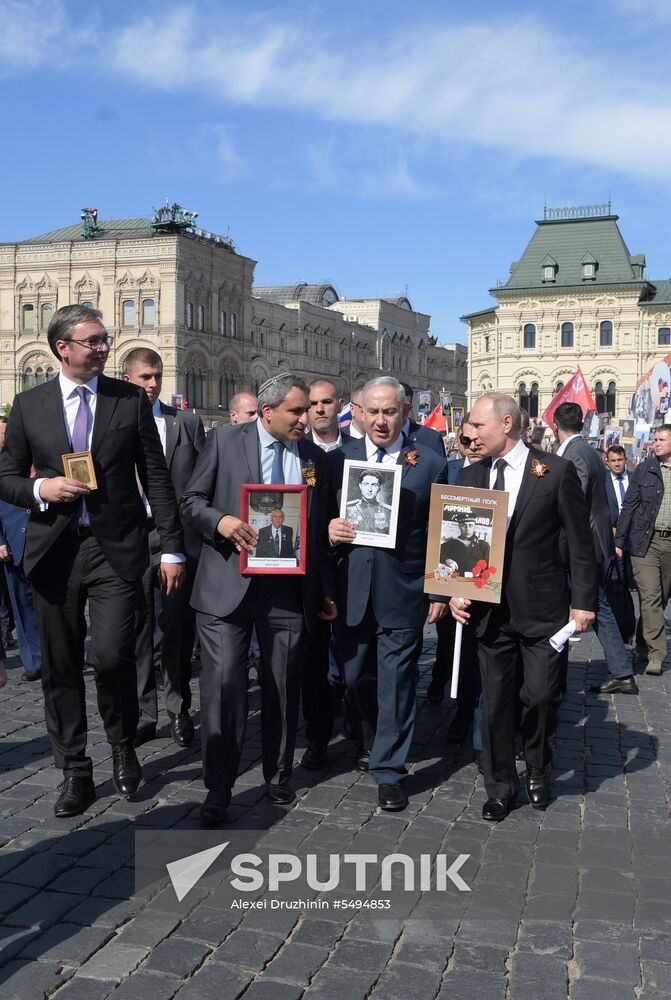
[569,608,595,633]
[615,546,623,559]
[159,562,186,597]
[329,517,355,546]
[449,596,471,624]
[318,597,337,621]
[216,515,258,552]
[427,601,449,624]
[39,477,90,504]
[0,545,11,563]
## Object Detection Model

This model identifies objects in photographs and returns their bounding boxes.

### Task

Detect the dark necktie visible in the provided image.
[274,529,280,555]
[71,386,91,527]
[493,457,507,491]
[376,447,386,463]
[616,474,626,503]
[270,440,285,484]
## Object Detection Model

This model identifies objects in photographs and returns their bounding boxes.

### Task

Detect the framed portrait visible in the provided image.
[440,392,452,417]
[417,390,432,417]
[340,460,402,549]
[62,450,98,490]
[618,418,635,438]
[530,424,546,446]
[424,484,509,604]
[240,485,307,575]
[451,406,464,432]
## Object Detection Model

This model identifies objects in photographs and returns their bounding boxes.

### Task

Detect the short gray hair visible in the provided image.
[477,392,523,434]
[258,373,309,413]
[361,376,405,409]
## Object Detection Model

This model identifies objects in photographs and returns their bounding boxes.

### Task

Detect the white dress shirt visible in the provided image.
[364,434,404,466]
[349,424,363,439]
[488,437,529,529]
[311,429,343,453]
[257,420,303,485]
[610,470,629,510]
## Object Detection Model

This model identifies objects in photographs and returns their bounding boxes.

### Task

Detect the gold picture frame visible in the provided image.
[62,450,98,490]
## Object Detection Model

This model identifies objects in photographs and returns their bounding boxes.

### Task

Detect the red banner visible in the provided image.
[423,403,447,432]
[541,367,596,427]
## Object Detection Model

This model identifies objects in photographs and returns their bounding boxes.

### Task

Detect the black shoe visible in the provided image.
[589,675,638,695]
[378,783,408,811]
[169,711,195,747]
[301,744,328,770]
[54,776,96,817]
[267,783,296,805]
[20,669,42,682]
[112,744,142,797]
[446,714,471,744]
[355,749,371,773]
[482,797,514,822]
[427,679,445,705]
[132,723,157,748]
[200,789,231,826]
[526,765,551,810]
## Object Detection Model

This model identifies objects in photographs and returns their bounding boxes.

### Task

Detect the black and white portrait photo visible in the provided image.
[438,506,492,577]
[340,460,402,549]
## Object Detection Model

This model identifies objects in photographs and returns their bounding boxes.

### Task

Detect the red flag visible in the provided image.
[423,404,447,432]
[541,367,596,427]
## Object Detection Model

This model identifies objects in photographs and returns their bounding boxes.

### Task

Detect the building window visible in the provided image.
[555,381,565,393]
[22,367,34,390]
[484,335,490,353]
[219,309,227,336]
[583,262,596,280]
[325,342,329,359]
[197,304,205,332]
[659,327,671,346]
[186,372,205,408]
[260,331,264,348]
[122,299,135,327]
[22,304,35,331]
[142,299,155,327]
[186,301,194,328]
[229,313,237,338]
[518,382,529,412]
[81,300,94,309]
[561,322,574,348]
[305,338,309,354]
[594,380,616,415]
[599,320,613,347]
[40,302,53,330]
[523,324,536,349]
[606,381,616,416]
[528,383,539,418]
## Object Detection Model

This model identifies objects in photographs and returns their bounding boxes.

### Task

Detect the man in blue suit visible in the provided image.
[329,377,449,811]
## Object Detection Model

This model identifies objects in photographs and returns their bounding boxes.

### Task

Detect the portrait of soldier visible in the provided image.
[346,469,392,535]
[439,512,490,576]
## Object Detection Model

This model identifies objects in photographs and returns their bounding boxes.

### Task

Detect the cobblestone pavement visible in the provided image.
[1,622,671,1000]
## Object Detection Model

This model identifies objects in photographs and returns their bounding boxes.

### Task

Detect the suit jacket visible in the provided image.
[330,436,449,628]
[458,446,597,638]
[181,421,335,631]
[255,524,295,559]
[407,418,446,458]
[560,436,615,562]
[447,457,465,485]
[0,499,30,566]
[604,473,620,528]
[159,402,206,563]
[0,374,183,580]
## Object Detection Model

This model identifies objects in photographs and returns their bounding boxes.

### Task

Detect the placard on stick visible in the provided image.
[424,484,509,604]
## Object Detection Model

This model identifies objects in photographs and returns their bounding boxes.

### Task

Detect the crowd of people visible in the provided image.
[0,303,667,826]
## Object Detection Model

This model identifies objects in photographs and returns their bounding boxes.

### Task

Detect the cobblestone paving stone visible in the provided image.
[1,618,671,998]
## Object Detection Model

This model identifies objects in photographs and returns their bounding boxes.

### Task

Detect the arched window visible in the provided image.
[523,324,535,349]
[122,299,135,327]
[529,382,539,418]
[35,366,47,386]
[41,302,53,330]
[22,367,34,391]
[600,320,613,347]
[197,304,205,332]
[659,327,671,346]
[594,381,605,414]
[219,309,227,336]
[518,382,529,412]
[142,299,155,327]
[561,322,574,348]
[186,301,194,328]
[46,366,55,381]
[606,381,616,416]
[186,372,205,408]
[22,304,35,331]
[229,314,237,338]
[555,381,565,393]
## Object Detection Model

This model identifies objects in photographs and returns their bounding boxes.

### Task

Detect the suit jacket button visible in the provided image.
[21,527,26,533]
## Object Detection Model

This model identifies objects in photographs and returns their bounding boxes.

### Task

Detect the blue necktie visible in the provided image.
[616,474,626,503]
[376,447,386,463]
[270,440,285,484]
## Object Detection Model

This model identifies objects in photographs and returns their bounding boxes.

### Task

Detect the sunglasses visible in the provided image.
[459,434,473,447]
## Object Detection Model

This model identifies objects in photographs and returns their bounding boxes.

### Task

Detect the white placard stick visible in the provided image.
[450,620,463,700]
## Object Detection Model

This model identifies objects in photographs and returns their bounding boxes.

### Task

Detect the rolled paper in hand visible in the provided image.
[549,619,577,652]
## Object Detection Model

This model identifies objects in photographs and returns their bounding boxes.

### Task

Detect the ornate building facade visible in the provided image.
[0,208,466,418]
[463,205,671,420]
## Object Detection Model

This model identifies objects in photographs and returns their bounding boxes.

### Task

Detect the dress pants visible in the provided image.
[338,601,423,785]
[30,531,139,778]
[197,577,305,793]
[592,558,632,679]
[0,565,15,636]
[631,533,671,664]
[3,562,41,672]
[301,617,335,748]
[477,619,565,801]
[136,527,194,726]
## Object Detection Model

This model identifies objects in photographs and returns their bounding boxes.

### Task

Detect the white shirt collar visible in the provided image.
[365,434,404,460]
[152,398,163,419]
[497,436,529,470]
[59,371,98,398]
[556,433,580,457]
[257,419,298,452]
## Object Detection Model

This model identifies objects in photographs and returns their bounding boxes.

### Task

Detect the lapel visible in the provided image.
[161,402,179,466]
[298,438,318,513]
[40,377,71,454]
[241,422,261,483]
[507,448,539,533]
[90,375,120,454]
[398,433,415,482]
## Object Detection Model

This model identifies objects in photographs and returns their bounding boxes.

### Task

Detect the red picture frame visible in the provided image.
[240,484,308,576]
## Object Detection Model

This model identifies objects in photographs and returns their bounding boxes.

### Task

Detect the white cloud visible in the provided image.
[200,124,245,182]
[0,0,94,75]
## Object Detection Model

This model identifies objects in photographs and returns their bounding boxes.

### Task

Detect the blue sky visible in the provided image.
[2,0,671,345]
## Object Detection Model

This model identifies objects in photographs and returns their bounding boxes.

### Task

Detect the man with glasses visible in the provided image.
[0,304,184,817]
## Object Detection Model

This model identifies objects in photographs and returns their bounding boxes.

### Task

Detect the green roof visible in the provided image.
[496,215,646,293]
[17,217,157,244]
[641,279,671,308]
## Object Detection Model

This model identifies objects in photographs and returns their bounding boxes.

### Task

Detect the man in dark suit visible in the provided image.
[123,348,205,748]
[329,376,449,812]
[605,445,629,524]
[400,382,446,457]
[254,508,295,558]
[181,373,337,825]
[451,393,596,821]
[0,304,184,816]
[0,495,42,681]
[553,403,635,694]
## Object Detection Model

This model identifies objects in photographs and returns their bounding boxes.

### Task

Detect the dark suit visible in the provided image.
[0,499,41,673]
[407,418,446,457]
[136,402,205,728]
[255,524,295,559]
[331,436,449,784]
[459,446,597,801]
[181,421,335,793]
[0,374,182,779]
[604,473,621,528]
